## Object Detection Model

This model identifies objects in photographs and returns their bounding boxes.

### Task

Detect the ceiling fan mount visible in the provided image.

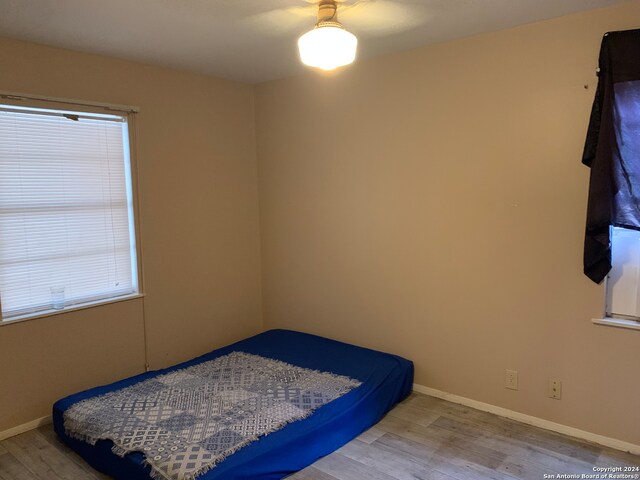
[316,0,339,24]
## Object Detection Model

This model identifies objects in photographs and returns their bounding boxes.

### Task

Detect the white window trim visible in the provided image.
[0,293,145,327]
[594,226,640,331]
[0,90,139,114]
[0,93,145,325]
[594,261,640,331]
[592,317,640,331]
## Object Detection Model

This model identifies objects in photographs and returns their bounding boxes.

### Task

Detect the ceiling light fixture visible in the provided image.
[298,0,358,71]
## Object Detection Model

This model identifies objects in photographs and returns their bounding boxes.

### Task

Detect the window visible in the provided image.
[0,102,139,322]
[606,227,640,321]
[581,31,640,329]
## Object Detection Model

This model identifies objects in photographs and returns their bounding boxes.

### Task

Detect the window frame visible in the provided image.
[593,226,640,331]
[0,92,144,326]
[604,227,640,319]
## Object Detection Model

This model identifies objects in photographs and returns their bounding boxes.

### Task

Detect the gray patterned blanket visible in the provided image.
[64,352,361,480]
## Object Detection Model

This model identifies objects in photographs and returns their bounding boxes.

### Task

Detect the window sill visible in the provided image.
[0,293,145,326]
[592,317,640,331]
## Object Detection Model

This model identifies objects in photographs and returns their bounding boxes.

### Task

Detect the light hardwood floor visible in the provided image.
[1,392,638,480]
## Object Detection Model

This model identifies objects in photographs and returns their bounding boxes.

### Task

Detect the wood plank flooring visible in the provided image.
[1,392,637,479]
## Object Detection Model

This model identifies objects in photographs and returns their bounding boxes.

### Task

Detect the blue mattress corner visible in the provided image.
[53,329,414,479]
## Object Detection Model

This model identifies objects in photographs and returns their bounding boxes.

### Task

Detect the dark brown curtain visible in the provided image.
[583,29,640,283]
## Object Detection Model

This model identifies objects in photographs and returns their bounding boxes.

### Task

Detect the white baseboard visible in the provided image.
[0,415,51,441]
[412,383,640,456]
[2,388,639,457]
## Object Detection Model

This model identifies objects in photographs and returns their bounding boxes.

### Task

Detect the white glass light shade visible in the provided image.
[298,25,357,70]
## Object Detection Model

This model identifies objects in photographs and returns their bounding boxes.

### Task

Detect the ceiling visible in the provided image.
[0,0,629,83]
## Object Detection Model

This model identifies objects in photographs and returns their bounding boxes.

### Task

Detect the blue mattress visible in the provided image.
[53,329,413,479]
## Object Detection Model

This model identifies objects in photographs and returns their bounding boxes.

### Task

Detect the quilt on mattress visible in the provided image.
[63,351,362,480]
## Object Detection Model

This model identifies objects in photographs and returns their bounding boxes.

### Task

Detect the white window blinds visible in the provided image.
[607,226,640,319]
[0,104,138,320]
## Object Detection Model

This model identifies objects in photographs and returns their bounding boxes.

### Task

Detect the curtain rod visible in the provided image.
[0,91,140,114]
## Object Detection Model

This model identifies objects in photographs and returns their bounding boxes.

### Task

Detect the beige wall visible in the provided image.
[0,37,262,431]
[256,2,640,445]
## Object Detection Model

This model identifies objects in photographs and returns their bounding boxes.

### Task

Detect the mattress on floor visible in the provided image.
[53,329,413,480]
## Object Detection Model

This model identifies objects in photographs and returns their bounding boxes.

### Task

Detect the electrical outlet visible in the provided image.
[505,369,518,390]
[548,379,562,399]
